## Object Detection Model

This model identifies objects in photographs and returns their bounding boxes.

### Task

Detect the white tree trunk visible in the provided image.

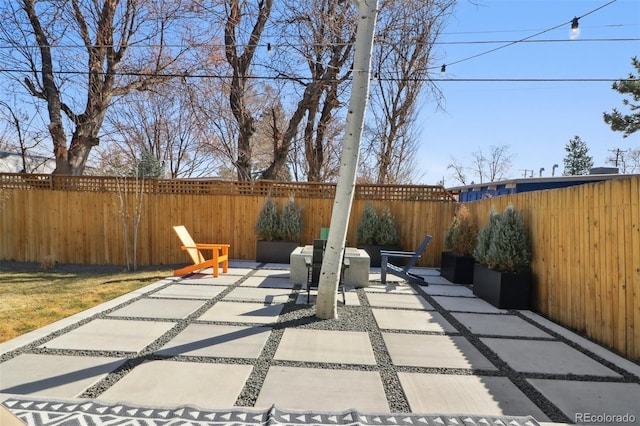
[315,0,379,319]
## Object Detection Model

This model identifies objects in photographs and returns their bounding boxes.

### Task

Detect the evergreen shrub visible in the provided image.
[279,196,303,242]
[474,204,531,273]
[444,204,478,257]
[356,203,400,246]
[254,198,280,241]
[376,206,401,246]
[356,202,378,245]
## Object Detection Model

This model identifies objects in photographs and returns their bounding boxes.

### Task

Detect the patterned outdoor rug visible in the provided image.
[3,396,541,426]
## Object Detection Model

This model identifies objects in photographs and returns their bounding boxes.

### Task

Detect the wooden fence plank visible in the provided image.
[629,177,640,359]
[613,179,627,354]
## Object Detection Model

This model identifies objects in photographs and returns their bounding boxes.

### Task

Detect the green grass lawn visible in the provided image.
[0,268,172,342]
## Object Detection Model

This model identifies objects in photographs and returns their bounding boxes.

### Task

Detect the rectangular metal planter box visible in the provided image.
[256,241,300,264]
[472,263,531,309]
[440,252,475,284]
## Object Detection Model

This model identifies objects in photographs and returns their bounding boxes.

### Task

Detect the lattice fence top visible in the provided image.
[0,173,455,201]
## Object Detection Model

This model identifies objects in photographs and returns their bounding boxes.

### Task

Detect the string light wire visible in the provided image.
[437,0,619,72]
[0,0,628,82]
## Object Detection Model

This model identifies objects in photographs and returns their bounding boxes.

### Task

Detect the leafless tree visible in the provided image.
[100,79,224,178]
[448,145,513,185]
[254,88,292,180]
[224,0,274,180]
[447,157,468,185]
[606,147,640,174]
[0,99,50,172]
[0,0,211,175]
[628,148,640,173]
[364,0,454,184]
[485,145,513,182]
[269,0,357,182]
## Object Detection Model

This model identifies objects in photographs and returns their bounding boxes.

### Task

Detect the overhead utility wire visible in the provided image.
[441,23,627,35]
[438,0,618,72]
[1,36,637,51]
[437,38,639,45]
[0,67,632,83]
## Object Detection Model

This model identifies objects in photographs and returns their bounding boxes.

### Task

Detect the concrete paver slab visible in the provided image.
[0,279,171,354]
[0,354,125,397]
[422,284,474,297]
[296,292,360,306]
[148,284,225,299]
[366,293,433,310]
[481,338,621,377]
[255,366,389,412]
[240,276,294,289]
[228,260,260,269]
[107,298,206,319]
[383,333,497,370]
[372,308,457,333]
[452,313,552,338]
[398,373,549,420]
[198,301,283,324]
[431,296,506,313]
[521,311,640,379]
[419,275,455,285]
[179,274,243,285]
[41,319,175,352]
[367,272,405,283]
[364,284,418,294]
[274,329,376,365]
[261,263,290,270]
[527,379,640,423]
[223,287,292,304]
[226,267,258,275]
[155,324,271,358]
[252,269,290,278]
[97,360,252,408]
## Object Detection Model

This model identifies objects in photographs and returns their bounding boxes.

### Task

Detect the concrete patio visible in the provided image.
[1,261,639,425]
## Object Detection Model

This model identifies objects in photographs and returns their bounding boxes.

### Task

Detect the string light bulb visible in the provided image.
[570,17,580,39]
[571,17,579,31]
[440,64,446,74]
[267,43,272,55]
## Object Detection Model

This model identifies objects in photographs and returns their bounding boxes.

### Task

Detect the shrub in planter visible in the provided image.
[376,207,401,247]
[255,197,302,263]
[356,202,378,245]
[279,196,303,242]
[441,204,478,284]
[255,198,280,241]
[444,204,477,257]
[356,203,401,267]
[473,207,501,266]
[473,204,532,309]
[486,205,531,273]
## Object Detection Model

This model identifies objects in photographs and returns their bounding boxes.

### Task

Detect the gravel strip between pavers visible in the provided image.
[3,265,639,423]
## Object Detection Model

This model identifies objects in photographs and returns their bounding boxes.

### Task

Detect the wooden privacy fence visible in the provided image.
[464,175,640,361]
[1,173,638,360]
[0,174,456,268]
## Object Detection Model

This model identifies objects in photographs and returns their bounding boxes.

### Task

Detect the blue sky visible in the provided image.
[414,0,640,185]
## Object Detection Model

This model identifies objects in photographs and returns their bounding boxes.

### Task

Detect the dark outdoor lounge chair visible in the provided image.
[380,234,432,286]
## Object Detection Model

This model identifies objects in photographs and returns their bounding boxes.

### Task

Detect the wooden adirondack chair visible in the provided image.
[380,234,432,286]
[172,225,230,277]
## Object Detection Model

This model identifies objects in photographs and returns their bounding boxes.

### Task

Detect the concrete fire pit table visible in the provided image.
[290,246,370,288]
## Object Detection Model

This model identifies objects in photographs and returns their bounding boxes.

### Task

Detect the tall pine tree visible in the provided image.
[604,57,640,138]
[563,136,593,176]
